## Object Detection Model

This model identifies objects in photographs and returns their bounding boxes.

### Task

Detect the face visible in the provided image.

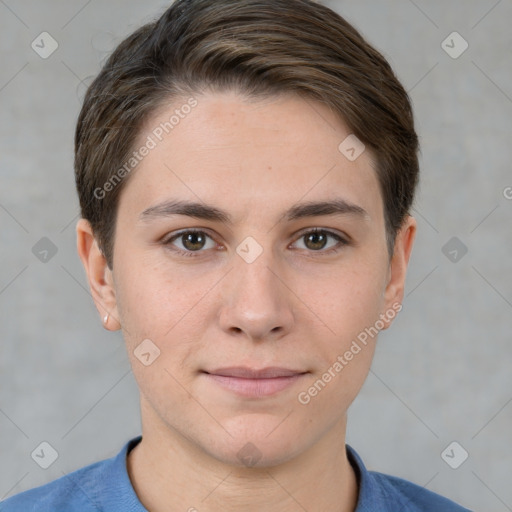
[79,90,415,467]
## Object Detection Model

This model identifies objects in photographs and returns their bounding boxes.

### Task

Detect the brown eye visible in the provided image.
[165,230,217,255]
[304,231,329,250]
[181,232,207,251]
[292,229,347,254]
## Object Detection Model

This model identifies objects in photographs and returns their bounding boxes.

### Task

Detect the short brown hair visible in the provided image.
[75,0,419,269]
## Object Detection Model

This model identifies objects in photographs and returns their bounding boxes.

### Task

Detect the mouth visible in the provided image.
[201,366,309,397]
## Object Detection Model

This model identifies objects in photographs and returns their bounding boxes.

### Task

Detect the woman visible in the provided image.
[2,0,471,510]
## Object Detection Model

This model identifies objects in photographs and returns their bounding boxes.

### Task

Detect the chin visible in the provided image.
[197,421,305,469]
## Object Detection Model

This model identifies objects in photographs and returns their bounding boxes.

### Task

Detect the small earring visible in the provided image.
[103,314,109,325]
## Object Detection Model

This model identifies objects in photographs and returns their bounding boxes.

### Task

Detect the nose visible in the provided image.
[218,248,295,342]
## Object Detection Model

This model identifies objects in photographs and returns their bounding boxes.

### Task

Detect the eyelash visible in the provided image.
[162,227,349,258]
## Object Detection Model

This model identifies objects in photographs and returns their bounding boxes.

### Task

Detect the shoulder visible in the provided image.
[0,460,108,512]
[0,436,144,512]
[346,445,473,512]
[368,470,473,511]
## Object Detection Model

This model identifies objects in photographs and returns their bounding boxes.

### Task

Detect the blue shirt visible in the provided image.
[1,435,472,511]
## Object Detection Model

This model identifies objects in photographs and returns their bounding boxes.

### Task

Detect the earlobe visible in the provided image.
[76,218,121,330]
[380,215,417,330]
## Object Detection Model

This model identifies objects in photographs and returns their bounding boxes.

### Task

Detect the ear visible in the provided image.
[380,215,417,329]
[76,218,120,330]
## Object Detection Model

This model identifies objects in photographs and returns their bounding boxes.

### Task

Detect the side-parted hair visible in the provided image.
[75,0,419,269]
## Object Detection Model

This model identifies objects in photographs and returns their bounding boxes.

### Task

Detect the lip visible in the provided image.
[202,367,308,398]
[205,366,306,378]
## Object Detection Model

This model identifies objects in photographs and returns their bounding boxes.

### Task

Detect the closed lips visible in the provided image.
[203,367,307,378]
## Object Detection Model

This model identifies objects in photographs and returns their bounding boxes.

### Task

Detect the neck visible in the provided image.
[127,398,359,512]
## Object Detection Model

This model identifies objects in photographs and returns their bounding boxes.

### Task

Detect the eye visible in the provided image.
[291,228,348,254]
[163,227,349,258]
[164,229,217,256]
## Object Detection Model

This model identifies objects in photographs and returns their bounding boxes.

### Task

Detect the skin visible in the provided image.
[77,90,416,512]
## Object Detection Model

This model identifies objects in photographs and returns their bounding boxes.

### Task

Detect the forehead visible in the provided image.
[119,90,383,224]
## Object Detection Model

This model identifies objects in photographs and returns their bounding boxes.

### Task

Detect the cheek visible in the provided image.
[296,257,387,338]
[113,251,191,340]
[113,255,217,397]
[294,267,385,414]
[113,262,202,408]
[291,256,386,403]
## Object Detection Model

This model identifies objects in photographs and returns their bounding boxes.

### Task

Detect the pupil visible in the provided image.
[183,232,204,251]
[306,232,326,250]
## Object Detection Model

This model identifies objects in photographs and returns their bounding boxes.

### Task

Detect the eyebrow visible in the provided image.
[138,198,369,224]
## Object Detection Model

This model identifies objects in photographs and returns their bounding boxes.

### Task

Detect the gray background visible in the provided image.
[0,1,511,510]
